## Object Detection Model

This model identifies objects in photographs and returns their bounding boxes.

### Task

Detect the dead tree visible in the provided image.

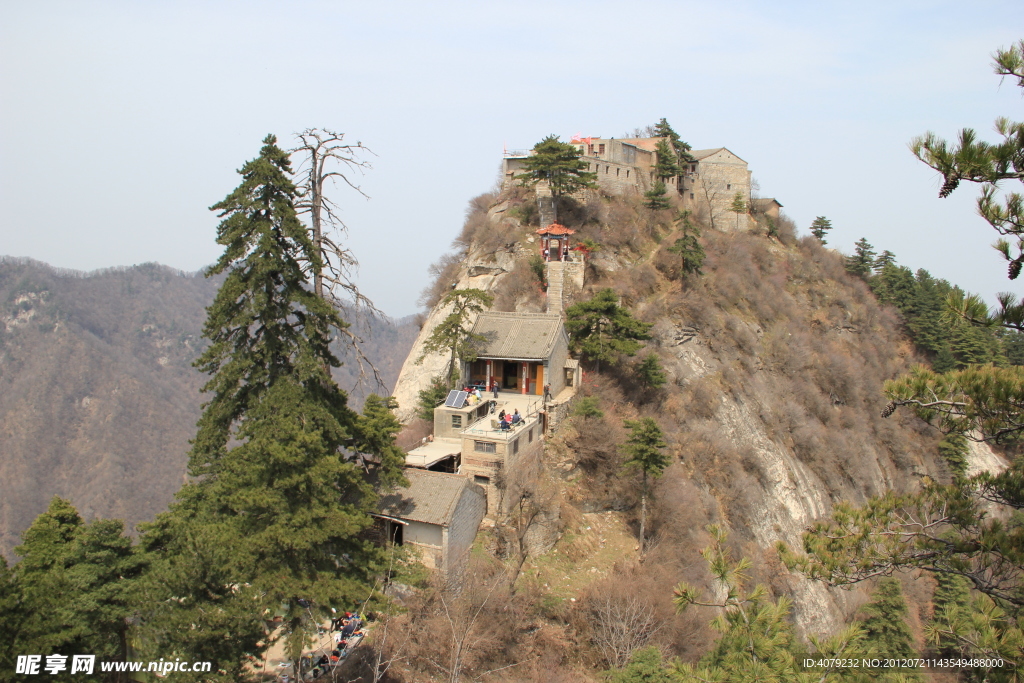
[292,128,387,392]
[588,593,661,668]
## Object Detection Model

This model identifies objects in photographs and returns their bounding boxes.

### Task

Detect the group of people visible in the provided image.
[464,385,485,405]
[497,408,522,431]
[541,245,571,262]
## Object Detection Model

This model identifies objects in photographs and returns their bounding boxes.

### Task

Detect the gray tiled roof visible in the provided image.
[377,469,477,527]
[690,148,747,163]
[471,311,564,361]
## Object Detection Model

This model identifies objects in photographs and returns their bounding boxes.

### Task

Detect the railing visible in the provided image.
[503,149,531,158]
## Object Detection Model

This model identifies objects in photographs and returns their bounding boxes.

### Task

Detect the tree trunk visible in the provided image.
[639,470,648,553]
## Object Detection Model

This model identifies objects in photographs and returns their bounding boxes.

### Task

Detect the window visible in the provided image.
[528,428,533,443]
[727,184,731,190]
[513,439,519,455]
[598,143,606,154]
[691,193,695,199]
[474,475,490,486]
[451,414,462,429]
[474,440,496,454]
[605,165,609,173]
[588,144,594,155]
[616,168,620,177]
[691,164,697,172]
[626,170,630,178]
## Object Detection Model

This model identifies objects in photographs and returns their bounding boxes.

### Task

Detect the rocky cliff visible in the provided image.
[390,187,1007,640]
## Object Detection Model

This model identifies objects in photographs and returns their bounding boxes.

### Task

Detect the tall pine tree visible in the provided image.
[139,135,401,674]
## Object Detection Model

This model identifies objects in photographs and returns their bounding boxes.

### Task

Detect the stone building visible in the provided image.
[678,148,752,231]
[464,311,574,397]
[375,469,486,578]
[502,137,757,232]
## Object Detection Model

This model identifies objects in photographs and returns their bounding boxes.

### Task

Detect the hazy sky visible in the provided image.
[2,1,1022,317]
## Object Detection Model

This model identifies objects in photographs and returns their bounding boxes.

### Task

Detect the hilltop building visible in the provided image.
[503,135,781,233]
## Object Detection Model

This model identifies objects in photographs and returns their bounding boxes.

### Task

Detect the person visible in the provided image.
[492,379,499,399]
[500,415,511,431]
[562,246,568,261]
[544,383,552,402]
[542,247,548,261]
[498,409,506,423]
[511,409,521,425]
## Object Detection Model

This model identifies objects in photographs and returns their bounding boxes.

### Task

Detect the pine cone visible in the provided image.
[939,175,959,198]
[1011,259,1022,280]
[881,401,897,418]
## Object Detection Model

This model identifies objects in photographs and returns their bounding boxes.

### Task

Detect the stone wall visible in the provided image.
[680,149,751,232]
[443,483,486,577]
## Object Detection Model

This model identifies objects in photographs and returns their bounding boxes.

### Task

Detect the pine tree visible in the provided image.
[139,135,400,674]
[929,573,971,657]
[856,578,920,679]
[417,288,494,387]
[874,250,897,274]
[674,525,867,683]
[417,374,450,421]
[636,354,667,394]
[643,180,671,211]
[606,647,674,683]
[654,139,681,180]
[0,556,21,680]
[846,238,876,278]
[810,216,833,243]
[729,191,747,230]
[621,417,669,551]
[11,498,143,672]
[667,219,705,287]
[653,118,694,162]
[565,289,653,370]
[516,135,597,210]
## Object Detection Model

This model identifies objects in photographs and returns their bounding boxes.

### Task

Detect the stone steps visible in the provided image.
[546,261,565,313]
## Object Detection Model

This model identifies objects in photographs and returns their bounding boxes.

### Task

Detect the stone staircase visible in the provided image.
[536,180,557,228]
[546,261,565,313]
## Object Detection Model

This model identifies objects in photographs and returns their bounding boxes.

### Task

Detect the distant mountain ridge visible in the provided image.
[0,256,418,557]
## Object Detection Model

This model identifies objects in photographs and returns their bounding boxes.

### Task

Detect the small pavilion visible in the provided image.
[536,223,576,261]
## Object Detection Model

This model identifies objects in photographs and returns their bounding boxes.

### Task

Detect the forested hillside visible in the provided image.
[0,257,417,557]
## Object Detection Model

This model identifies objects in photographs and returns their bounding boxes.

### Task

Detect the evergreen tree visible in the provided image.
[937,432,970,477]
[0,556,21,681]
[674,526,867,683]
[621,417,669,551]
[874,250,897,274]
[846,237,876,277]
[729,192,747,230]
[139,135,399,674]
[565,289,653,370]
[606,647,674,683]
[417,288,494,387]
[11,498,143,677]
[810,216,833,243]
[571,396,604,419]
[654,139,681,180]
[516,135,597,210]
[352,395,408,489]
[667,220,705,287]
[643,180,671,211]
[417,374,449,421]
[929,573,971,657]
[636,354,668,394]
[856,578,920,680]
[653,117,694,162]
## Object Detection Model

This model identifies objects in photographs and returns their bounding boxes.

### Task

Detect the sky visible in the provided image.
[1,1,1022,317]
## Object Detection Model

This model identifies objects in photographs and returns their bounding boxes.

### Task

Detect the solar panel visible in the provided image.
[444,390,468,408]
